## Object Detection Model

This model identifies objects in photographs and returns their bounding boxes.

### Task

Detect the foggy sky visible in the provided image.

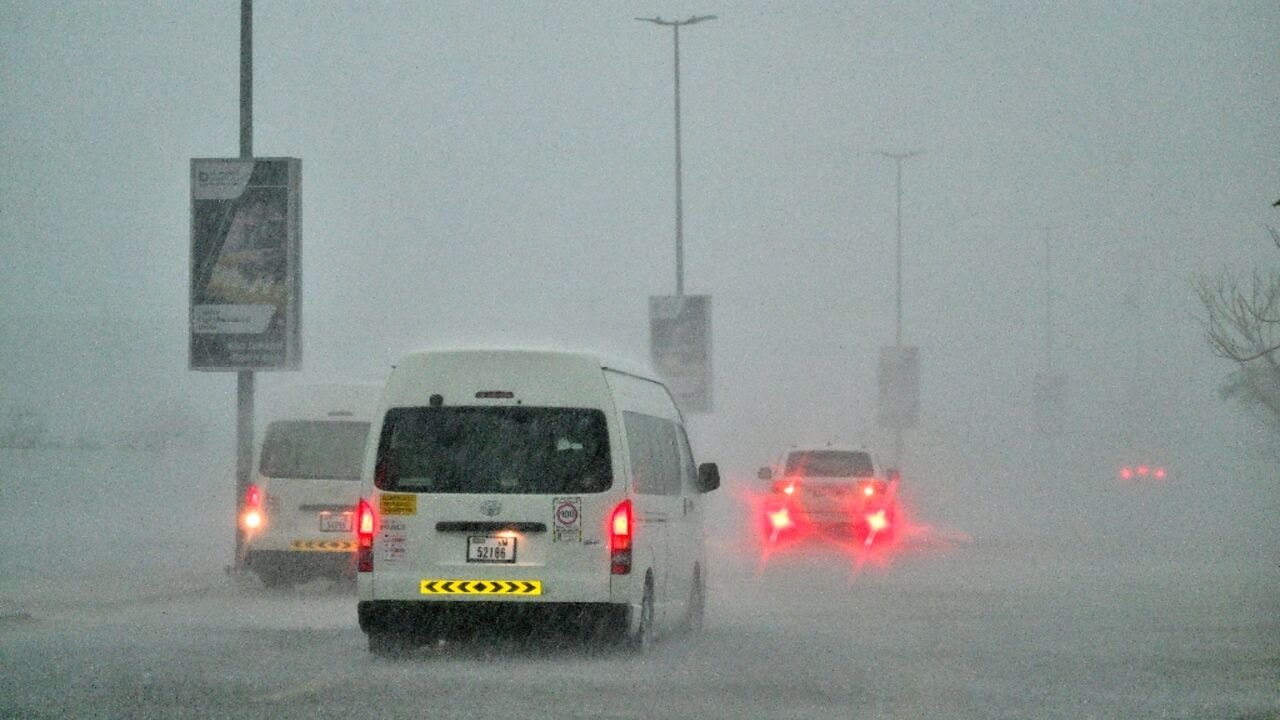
[2,2,1277,479]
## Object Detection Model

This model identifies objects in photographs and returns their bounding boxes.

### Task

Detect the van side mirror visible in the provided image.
[757,467,772,481]
[885,468,900,483]
[697,463,721,493]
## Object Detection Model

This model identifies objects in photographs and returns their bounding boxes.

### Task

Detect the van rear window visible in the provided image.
[376,407,611,494]
[784,450,875,478]
[259,421,370,480]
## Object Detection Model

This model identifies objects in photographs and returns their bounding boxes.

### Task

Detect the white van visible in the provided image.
[355,349,720,654]
[241,383,381,587]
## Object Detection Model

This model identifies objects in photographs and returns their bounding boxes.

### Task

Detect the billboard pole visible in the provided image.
[234,0,254,570]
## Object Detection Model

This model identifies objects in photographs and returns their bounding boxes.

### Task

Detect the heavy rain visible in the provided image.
[1,2,1277,719]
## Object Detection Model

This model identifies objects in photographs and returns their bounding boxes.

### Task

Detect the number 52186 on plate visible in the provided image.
[467,535,516,563]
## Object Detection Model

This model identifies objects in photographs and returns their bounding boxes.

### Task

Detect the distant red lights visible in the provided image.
[1119,465,1168,482]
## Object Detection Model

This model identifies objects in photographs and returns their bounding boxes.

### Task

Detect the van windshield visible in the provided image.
[259,421,370,480]
[785,450,875,478]
[376,406,611,494]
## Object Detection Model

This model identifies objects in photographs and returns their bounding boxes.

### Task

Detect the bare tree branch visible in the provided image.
[1193,226,1280,432]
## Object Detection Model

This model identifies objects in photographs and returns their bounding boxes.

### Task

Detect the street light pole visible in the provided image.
[875,149,924,469]
[876,150,926,347]
[1042,224,1056,378]
[637,14,715,297]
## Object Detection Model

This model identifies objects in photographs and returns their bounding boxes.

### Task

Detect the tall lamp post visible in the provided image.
[1036,224,1067,437]
[876,150,926,347]
[876,149,925,467]
[636,14,715,296]
[1041,224,1058,379]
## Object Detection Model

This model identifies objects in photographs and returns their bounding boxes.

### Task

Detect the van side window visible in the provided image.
[623,412,681,496]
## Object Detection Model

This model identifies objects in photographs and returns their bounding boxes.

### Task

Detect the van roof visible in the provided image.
[396,348,657,382]
[259,382,382,423]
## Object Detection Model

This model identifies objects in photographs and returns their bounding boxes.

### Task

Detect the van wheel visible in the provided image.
[684,568,705,635]
[629,576,656,653]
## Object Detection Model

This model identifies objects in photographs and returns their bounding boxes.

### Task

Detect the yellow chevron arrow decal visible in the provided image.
[289,539,357,552]
[419,579,542,596]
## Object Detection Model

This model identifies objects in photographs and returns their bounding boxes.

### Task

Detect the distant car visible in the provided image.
[1117,462,1168,482]
[757,446,898,543]
[241,383,381,587]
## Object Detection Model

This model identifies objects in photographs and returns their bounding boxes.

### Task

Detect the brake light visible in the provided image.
[241,485,264,531]
[773,480,796,495]
[357,498,376,573]
[609,499,632,575]
[866,510,888,532]
[1120,467,1133,480]
[768,507,792,530]
[1153,467,1166,479]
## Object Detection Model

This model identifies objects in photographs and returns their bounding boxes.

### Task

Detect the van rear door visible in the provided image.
[369,405,614,603]
[257,420,368,546]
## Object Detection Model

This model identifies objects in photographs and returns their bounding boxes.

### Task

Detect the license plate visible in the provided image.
[467,535,517,563]
[319,512,353,533]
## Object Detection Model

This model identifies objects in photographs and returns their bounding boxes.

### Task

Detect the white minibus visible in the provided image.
[241,383,380,587]
[355,349,719,654]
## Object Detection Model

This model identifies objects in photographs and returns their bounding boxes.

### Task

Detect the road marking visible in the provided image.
[255,674,337,704]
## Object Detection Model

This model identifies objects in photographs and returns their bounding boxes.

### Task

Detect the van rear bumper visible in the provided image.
[358,600,628,640]
[245,549,353,579]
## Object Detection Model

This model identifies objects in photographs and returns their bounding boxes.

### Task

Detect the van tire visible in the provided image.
[629,575,656,653]
[684,567,705,635]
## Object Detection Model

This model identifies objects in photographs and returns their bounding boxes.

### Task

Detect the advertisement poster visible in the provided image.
[650,295,712,413]
[190,157,300,370]
[877,346,920,429]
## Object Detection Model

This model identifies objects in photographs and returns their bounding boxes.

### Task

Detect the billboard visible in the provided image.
[190,158,301,370]
[877,346,920,429]
[650,295,712,413]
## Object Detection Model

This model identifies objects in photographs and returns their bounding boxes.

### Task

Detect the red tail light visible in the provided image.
[356,498,376,573]
[772,480,797,495]
[241,485,264,531]
[609,499,632,575]
[768,507,792,530]
[866,510,889,533]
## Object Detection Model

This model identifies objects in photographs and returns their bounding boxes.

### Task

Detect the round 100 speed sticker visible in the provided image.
[553,497,582,542]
